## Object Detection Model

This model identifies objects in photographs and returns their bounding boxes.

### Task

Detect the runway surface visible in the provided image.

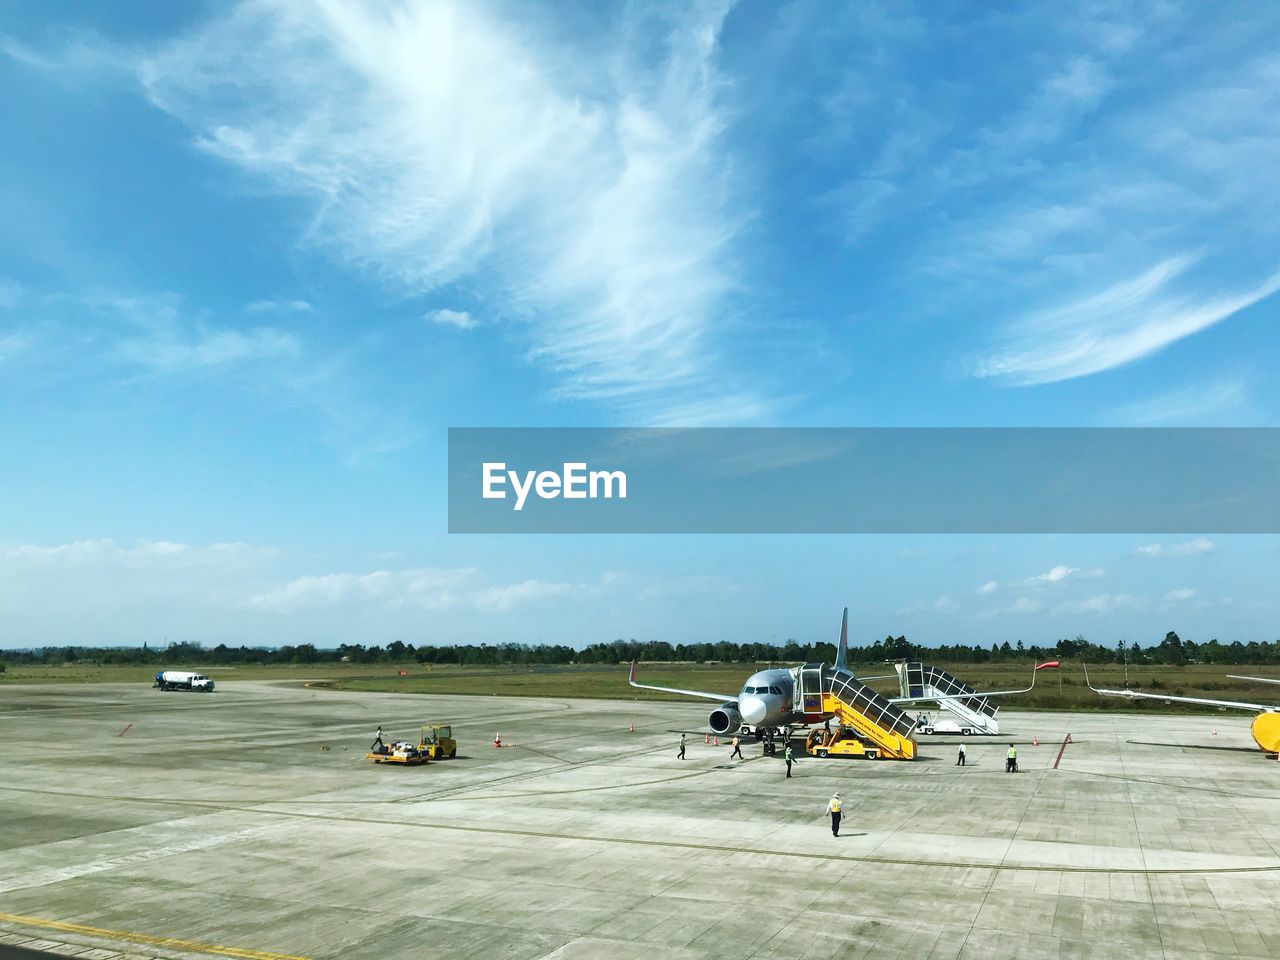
[1,680,1278,959]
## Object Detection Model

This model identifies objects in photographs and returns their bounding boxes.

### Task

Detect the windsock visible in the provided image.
[1036,661,1061,670]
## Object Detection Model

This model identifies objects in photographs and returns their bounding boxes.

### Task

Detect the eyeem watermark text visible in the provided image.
[482,462,627,511]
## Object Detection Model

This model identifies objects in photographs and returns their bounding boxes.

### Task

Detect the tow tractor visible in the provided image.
[418,723,457,759]
[805,726,883,760]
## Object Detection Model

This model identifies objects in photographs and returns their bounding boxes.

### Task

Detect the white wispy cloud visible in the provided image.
[978,596,1042,619]
[2,539,278,568]
[976,255,1280,385]
[249,567,476,613]
[427,308,477,330]
[977,580,999,594]
[0,278,22,308]
[1028,564,1102,584]
[250,567,598,614]
[136,0,767,424]
[1135,538,1215,558]
[118,324,300,374]
[1164,588,1196,603]
[470,578,593,612]
[811,6,1280,389]
[1051,593,1142,616]
[1108,378,1250,426]
[0,331,32,363]
[245,298,312,313]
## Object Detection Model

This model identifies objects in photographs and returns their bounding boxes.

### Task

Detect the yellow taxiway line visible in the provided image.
[0,911,309,960]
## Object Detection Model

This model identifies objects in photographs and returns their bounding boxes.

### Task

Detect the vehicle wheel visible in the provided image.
[449,749,456,758]
[924,727,934,735]
[961,728,972,736]
[816,749,828,758]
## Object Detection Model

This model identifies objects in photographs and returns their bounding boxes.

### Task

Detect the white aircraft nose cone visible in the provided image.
[740,695,768,725]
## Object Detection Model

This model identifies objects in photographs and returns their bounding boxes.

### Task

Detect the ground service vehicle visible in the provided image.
[806,726,881,760]
[367,741,428,765]
[419,724,457,759]
[154,670,215,692]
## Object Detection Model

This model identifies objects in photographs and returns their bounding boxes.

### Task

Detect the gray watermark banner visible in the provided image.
[448,428,1280,533]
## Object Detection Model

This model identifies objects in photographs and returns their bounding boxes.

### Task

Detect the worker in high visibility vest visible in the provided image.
[825,793,842,836]
[730,735,744,760]
[784,743,795,778]
[1006,744,1018,773]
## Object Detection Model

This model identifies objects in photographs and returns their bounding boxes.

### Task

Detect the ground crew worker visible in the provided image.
[730,735,744,759]
[371,725,384,751]
[957,743,966,766]
[678,733,686,760]
[784,743,795,778]
[1006,743,1017,773]
[825,792,842,836]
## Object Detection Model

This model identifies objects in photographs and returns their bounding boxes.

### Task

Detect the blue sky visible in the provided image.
[2,1,1278,650]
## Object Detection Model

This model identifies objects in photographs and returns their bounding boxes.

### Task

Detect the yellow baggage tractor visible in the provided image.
[418,723,457,759]
[806,726,882,760]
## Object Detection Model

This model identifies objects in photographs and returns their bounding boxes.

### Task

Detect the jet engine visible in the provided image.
[708,703,742,734]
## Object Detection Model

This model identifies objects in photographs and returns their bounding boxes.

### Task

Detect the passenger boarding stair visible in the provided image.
[796,663,917,760]
[894,662,1000,735]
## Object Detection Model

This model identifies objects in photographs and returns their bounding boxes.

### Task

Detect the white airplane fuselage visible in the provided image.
[708,667,823,735]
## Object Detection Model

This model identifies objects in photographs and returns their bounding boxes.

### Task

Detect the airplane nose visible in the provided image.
[740,695,768,725]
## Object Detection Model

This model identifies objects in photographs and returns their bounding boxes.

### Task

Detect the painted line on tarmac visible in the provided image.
[0,824,281,895]
[0,912,307,960]
[161,804,1280,878]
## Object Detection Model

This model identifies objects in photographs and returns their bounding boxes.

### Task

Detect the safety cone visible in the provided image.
[713,735,719,746]
[494,732,502,748]
[1211,728,1217,736]
[628,722,635,732]
[1032,736,1038,747]
[704,733,709,744]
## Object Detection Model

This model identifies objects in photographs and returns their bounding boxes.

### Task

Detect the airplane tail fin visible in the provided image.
[834,607,849,673]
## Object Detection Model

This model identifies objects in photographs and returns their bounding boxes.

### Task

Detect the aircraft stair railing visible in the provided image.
[900,662,1000,734]
[822,667,917,759]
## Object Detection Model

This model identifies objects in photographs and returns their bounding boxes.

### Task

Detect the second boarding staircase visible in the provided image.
[894,661,1000,734]
[795,663,917,759]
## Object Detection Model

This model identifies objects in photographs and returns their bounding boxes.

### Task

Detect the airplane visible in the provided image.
[1084,665,1280,754]
[628,607,1051,745]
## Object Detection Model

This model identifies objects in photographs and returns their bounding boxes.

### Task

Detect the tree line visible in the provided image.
[3,630,1279,669]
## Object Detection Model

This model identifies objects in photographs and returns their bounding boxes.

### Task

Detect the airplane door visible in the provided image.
[798,664,823,715]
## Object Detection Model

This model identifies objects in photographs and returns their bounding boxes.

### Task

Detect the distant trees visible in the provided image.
[3,629,1279,668]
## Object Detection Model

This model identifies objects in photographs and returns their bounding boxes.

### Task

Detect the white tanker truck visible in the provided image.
[153,670,215,692]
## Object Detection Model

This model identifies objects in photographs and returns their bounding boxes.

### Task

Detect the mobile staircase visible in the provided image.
[894,661,999,735]
[795,662,917,760]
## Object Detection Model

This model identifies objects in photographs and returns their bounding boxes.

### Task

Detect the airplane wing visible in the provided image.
[1228,675,1280,686]
[1084,664,1274,712]
[628,659,737,703]
[888,662,1053,704]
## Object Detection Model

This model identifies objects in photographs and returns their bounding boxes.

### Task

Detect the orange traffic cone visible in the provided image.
[1211,728,1217,736]
[494,732,502,748]
[628,722,635,732]
[704,733,709,744]
[1032,736,1038,747]
[713,735,719,747]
